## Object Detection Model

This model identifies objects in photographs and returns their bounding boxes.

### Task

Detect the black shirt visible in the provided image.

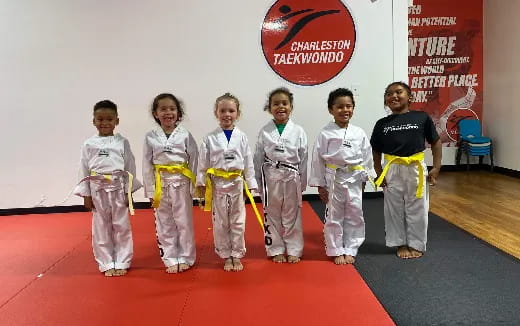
[370,111,439,157]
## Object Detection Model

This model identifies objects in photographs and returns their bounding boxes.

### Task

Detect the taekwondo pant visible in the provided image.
[211,178,246,259]
[90,178,133,272]
[383,162,429,252]
[324,170,365,257]
[154,181,196,267]
[262,164,303,257]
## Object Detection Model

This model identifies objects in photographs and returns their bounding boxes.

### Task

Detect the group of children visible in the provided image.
[74,81,441,277]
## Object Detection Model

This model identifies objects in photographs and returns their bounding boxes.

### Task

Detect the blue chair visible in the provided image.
[456,119,493,171]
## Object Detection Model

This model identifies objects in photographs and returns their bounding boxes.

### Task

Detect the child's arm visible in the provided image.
[308,133,328,203]
[298,130,309,192]
[142,136,155,201]
[372,149,385,187]
[428,139,442,185]
[186,132,199,196]
[252,131,265,197]
[361,132,377,180]
[73,143,93,208]
[243,135,258,191]
[123,139,142,193]
[196,137,210,199]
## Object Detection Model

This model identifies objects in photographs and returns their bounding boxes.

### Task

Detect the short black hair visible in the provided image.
[93,100,118,114]
[327,88,355,109]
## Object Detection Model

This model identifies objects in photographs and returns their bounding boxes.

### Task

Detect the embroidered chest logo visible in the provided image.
[98,149,109,157]
[163,145,175,153]
[223,151,236,161]
[342,139,352,147]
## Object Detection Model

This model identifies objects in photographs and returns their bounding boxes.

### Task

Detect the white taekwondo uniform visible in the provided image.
[74,133,142,272]
[253,119,308,257]
[197,127,257,259]
[143,126,198,267]
[309,122,375,257]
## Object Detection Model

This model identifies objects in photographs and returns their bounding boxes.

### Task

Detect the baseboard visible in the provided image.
[0,192,384,216]
[435,164,520,178]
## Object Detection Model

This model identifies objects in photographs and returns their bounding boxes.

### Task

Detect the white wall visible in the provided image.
[0,0,408,209]
[483,0,520,171]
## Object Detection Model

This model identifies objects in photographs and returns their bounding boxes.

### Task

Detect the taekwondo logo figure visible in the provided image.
[261,0,356,86]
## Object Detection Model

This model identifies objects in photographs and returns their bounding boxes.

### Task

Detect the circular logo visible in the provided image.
[261,0,356,86]
[444,108,479,142]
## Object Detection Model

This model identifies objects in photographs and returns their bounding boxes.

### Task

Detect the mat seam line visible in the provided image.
[0,235,90,311]
[177,220,212,326]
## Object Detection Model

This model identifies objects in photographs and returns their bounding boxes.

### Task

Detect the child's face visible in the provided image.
[384,84,411,114]
[215,99,239,130]
[93,108,118,136]
[269,93,292,124]
[328,96,354,128]
[153,98,178,130]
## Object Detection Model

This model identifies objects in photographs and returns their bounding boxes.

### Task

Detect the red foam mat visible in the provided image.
[0,203,394,326]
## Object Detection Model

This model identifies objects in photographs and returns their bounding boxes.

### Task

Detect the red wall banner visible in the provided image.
[408,0,483,146]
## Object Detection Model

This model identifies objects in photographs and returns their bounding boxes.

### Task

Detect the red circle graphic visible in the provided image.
[261,0,357,86]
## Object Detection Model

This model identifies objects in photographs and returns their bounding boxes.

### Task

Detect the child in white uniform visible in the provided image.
[74,100,142,276]
[143,93,198,273]
[309,89,375,265]
[254,87,308,263]
[197,93,258,272]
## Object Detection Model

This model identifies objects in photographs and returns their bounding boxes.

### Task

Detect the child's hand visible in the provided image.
[428,167,440,186]
[250,188,260,198]
[317,186,329,204]
[83,196,94,211]
[197,186,206,199]
[375,167,387,188]
[375,174,387,188]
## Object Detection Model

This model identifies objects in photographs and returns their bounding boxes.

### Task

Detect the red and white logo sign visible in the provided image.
[261,0,357,86]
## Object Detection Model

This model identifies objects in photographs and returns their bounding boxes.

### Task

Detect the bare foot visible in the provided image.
[397,246,412,259]
[166,264,179,273]
[408,247,424,259]
[178,263,191,272]
[232,257,243,272]
[224,258,234,271]
[114,269,127,276]
[344,255,355,264]
[104,268,116,277]
[272,254,287,263]
[287,255,301,263]
[334,255,346,265]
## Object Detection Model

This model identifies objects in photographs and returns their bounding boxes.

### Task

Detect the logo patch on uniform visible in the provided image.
[274,141,286,152]
[163,145,174,153]
[342,139,352,147]
[223,151,236,161]
[98,149,109,157]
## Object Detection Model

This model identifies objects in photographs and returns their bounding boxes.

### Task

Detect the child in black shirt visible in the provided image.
[370,82,441,259]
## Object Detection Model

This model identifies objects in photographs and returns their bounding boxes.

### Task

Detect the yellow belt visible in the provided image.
[325,164,376,189]
[374,152,425,198]
[90,171,135,215]
[204,168,264,231]
[153,163,196,208]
